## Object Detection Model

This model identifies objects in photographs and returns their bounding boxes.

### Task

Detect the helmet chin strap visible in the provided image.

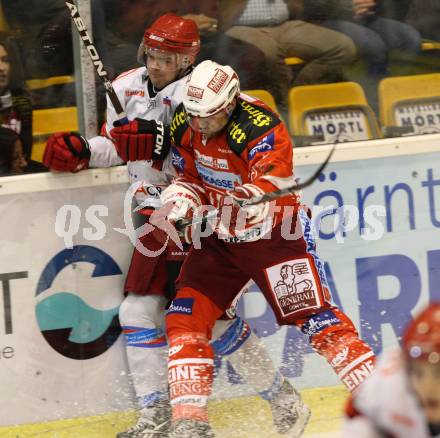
[176,54,196,78]
[225,99,238,117]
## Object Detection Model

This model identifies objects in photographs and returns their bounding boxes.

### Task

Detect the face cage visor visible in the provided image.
[184,102,235,133]
[144,46,192,72]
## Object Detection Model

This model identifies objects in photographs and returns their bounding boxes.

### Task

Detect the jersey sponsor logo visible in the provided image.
[187,85,204,99]
[218,148,233,154]
[331,346,349,367]
[169,385,207,400]
[239,100,273,128]
[168,360,213,399]
[341,358,375,392]
[248,132,275,160]
[163,96,171,106]
[228,120,246,144]
[147,98,157,110]
[301,309,341,338]
[169,364,201,383]
[208,68,228,94]
[168,343,184,357]
[391,413,417,428]
[195,162,242,190]
[299,209,330,290]
[125,89,145,97]
[195,150,229,170]
[171,147,185,172]
[133,183,163,198]
[167,297,194,315]
[170,109,187,140]
[265,257,322,318]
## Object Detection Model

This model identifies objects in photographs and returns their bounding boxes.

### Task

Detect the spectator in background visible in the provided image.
[0,127,27,175]
[101,0,270,91]
[0,31,33,161]
[3,0,109,114]
[220,0,357,108]
[181,3,271,91]
[343,302,440,437]
[305,0,421,107]
[406,0,440,42]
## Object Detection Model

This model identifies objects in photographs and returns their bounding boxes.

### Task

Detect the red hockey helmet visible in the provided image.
[403,302,440,364]
[143,13,200,56]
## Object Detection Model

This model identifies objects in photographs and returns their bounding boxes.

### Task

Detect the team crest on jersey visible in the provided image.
[248,132,275,160]
[171,147,185,172]
[146,98,157,110]
[265,257,322,317]
[208,69,228,94]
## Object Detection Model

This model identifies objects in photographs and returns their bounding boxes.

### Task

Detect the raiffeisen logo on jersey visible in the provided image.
[35,245,123,360]
[195,150,229,170]
[195,162,242,190]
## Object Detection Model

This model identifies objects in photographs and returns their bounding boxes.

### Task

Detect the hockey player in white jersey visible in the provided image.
[42,13,310,438]
[343,302,440,438]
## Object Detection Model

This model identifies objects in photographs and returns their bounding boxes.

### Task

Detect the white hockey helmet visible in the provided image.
[183,60,240,117]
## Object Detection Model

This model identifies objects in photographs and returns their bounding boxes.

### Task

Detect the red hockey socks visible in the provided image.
[312,325,375,392]
[168,333,214,422]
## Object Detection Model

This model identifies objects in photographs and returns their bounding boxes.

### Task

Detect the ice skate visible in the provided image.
[116,400,171,438]
[168,419,215,438]
[269,379,311,437]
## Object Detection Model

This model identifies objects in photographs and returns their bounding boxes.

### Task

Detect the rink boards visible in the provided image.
[1,134,440,435]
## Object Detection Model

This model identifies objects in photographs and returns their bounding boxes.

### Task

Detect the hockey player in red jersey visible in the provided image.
[344,302,440,438]
[156,60,376,437]
[42,14,310,438]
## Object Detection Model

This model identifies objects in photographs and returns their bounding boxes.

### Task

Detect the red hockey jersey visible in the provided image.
[169,93,300,240]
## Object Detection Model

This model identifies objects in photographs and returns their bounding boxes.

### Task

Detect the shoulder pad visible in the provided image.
[170,103,190,145]
[226,99,281,155]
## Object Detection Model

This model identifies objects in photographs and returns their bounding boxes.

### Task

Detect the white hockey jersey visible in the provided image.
[88,67,187,208]
[343,349,439,438]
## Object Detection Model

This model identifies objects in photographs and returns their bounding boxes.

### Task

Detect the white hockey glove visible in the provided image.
[153,183,204,245]
[220,184,270,228]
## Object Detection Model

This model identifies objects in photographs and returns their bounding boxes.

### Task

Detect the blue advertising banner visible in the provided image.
[235,148,440,388]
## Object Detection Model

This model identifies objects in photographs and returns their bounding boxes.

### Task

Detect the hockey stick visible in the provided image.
[175,139,337,231]
[65,1,128,125]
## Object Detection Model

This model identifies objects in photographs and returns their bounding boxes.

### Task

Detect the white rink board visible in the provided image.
[1,134,440,426]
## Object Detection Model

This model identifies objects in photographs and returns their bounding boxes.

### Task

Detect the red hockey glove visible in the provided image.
[110,118,171,162]
[43,132,91,172]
